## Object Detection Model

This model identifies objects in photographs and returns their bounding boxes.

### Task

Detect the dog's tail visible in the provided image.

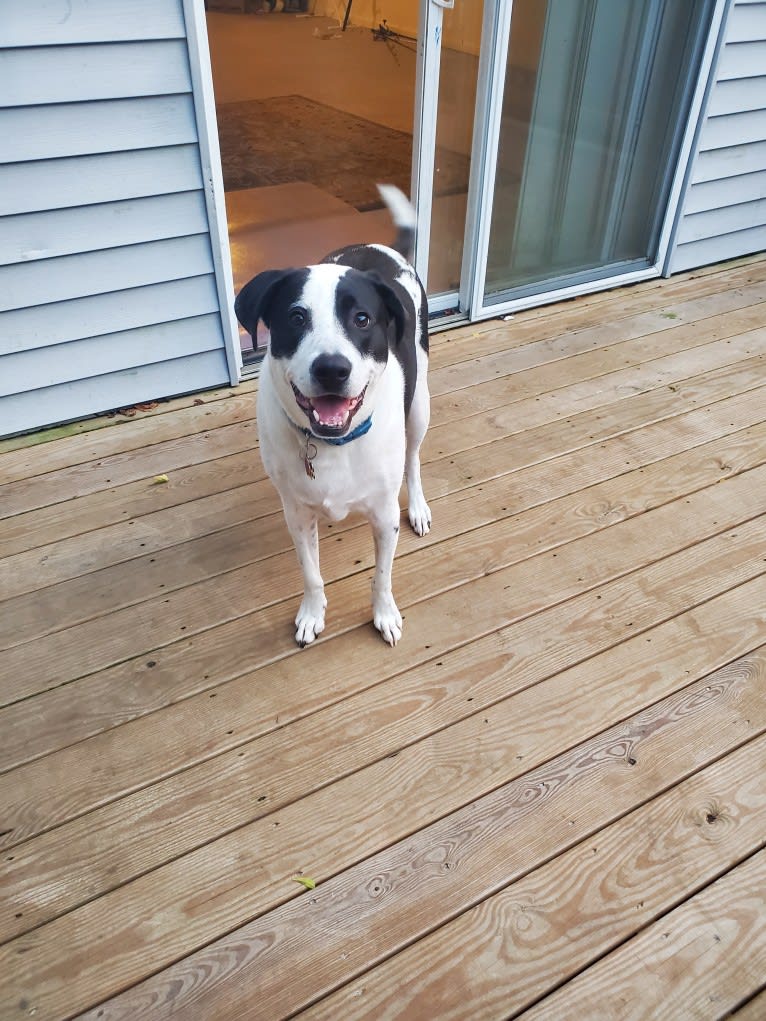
[377,183,417,261]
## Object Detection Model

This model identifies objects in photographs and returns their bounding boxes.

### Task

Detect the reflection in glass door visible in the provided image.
[477,0,715,309]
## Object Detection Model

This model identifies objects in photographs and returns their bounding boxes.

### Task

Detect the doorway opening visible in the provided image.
[206,1,420,363]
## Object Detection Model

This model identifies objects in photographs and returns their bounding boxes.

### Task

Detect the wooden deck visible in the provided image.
[1,256,766,1020]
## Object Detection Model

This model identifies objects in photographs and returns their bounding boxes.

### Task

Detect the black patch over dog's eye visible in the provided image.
[354,312,371,329]
[288,307,307,327]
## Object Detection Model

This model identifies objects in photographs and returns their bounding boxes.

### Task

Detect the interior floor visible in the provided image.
[207,9,475,357]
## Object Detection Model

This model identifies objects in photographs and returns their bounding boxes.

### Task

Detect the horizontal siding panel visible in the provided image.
[676,197,766,244]
[0,314,224,397]
[672,224,766,273]
[0,235,214,313]
[707,75,766,116]
[717,40,766,79]
[693,139,766,182]
[1,191,209,266]
[0,146,203,217]
[684,170,766,214]
[1,276,221,355]
[726,2,766,43]
[0,0,185,46]
[0,351,230,438]
[0,40,192,107]
[0,95,197,163]
[699,109,766,151]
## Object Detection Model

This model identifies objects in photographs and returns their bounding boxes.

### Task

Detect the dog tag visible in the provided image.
[303,437,317,479]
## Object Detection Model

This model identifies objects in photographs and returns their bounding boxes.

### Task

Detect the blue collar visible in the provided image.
[301,414,373,445]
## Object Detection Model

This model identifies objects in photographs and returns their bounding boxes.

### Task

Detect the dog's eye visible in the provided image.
[288,308,307,327]
[354,312,371,329]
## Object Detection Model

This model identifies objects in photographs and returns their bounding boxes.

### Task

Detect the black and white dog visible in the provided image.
[235,185,430,648]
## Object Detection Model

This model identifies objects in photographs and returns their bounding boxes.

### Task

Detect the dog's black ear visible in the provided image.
[234,269,292,337]
[366,273,406,345]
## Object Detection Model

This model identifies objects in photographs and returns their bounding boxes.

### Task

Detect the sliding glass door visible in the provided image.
[415,0,717,321]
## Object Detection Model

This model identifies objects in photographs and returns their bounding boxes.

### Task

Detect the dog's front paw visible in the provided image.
[295,592,327,647]
[373,593,403,646]
[408,495,431,537]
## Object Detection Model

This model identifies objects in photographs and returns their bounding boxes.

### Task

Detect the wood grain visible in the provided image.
[300,735,766,1020]
[1,259,764,1021]
[64,651,765,1021]
[3,379,765,706]
[520,851,766,1020]
[2,351,764,649]
[3,418,764,771]
[2,570,764,945]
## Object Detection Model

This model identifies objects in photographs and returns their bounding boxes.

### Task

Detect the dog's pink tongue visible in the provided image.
[312,395,353,427]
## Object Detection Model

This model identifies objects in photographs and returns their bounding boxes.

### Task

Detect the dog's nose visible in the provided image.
[311,353,352,391]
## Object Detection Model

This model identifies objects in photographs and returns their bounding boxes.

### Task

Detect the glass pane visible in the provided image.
[427,2,484,296]
[484,0,713,304]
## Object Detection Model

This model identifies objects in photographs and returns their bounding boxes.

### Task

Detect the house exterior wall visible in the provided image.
[0,0,239,438]
[669,0,766,273]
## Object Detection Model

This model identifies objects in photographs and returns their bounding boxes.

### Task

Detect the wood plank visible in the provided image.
[4,569,764,946]
[2,302,763,526]
[0,420,257,522]
[3,346,763,646]
[2,407,764,708]
[429,281,766,395]
[0,95,198,164]
[0,40,191,107]
[708,76,766,117]
[1,0,185,45]
[677,198,766,246]
[0,145,203,218]
[1,190,208,268]
[2,386,761,746]
[0,235,213,314]
[717,40,766,81]
[3,346,766,646]
[0,257,753,459]
[672,226,766,275]
[4,295,764,515]
[2,507,764,879]
[731,988,766,1020]
[301,737,766,1020]
[1,314,223,399]
[1,322,761,595]
[521,852,766,1020]
[57,651,765,1021]
[693,140,766,184]
[1,273,220,357]
[428,258,766,371]
[4,416,763,771]
[684,170,766,214]
[0,350,230,440]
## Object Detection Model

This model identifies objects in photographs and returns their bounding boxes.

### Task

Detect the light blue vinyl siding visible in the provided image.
[0,0,233,438]
[671,0,766,272]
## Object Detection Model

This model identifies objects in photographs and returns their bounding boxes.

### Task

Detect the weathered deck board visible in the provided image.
[68,653,765,1021]
[300,734,766,1020]
[2,347,764,649]
[1,317,763,601]
[520,850,766,1020]
[1,256,765,1021]
[3,418,765,771]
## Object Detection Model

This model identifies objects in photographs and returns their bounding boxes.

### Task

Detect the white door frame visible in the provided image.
[183,0,242,384]
[416,0,729,324]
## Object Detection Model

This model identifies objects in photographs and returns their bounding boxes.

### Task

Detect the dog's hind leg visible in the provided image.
[405,360,431,537]
[369,499,403,646]
[282,500,326,647]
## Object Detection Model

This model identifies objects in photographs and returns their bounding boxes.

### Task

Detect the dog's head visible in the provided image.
[236,263,405,439]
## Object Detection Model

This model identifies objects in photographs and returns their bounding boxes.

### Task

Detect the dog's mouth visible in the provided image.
[291,383,367,437]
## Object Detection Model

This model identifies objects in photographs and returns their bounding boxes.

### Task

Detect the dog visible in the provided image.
[235,185,430,647]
